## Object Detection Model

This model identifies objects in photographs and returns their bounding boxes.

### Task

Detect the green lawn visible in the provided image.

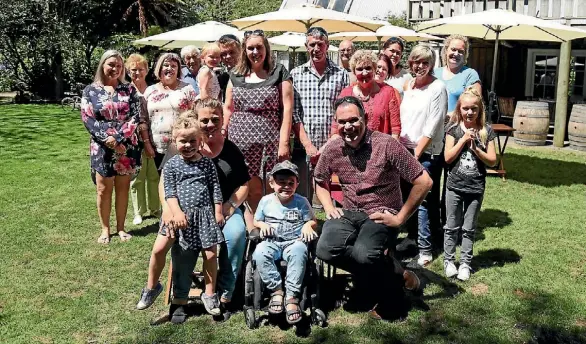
[1,104,586,344]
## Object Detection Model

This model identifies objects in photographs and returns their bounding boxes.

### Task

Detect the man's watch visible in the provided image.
[228,199,238,209]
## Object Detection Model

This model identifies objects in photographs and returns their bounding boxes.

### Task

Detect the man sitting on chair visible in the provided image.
[314,96,433,321]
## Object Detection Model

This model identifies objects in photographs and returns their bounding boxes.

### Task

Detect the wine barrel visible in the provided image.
[513,101,550,146]
[568,104,586,152]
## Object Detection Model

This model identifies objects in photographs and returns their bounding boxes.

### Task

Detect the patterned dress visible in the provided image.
[143,82,196,155]
[81,83,142,177]
[163,155,224,250]
[228,64,291,177]
[197,65,221,101]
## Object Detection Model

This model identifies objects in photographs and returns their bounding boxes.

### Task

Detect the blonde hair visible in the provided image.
[172,111,202,139]
[408,45,436,76]
[441,34,470,65]
[94,50,126,84]
[349,50,377,72]
[447,86,488,145]
[201,43,221,59]
[125,54,148,70]
[153,53,182,80]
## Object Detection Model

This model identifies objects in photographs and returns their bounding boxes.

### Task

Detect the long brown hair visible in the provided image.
[233,33,274,76]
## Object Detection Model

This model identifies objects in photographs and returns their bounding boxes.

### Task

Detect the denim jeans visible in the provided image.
[405,152,442,254]
[316,210,405,307]
[252,239,308,299]
[444,189,484,265]
[217,208,247,301]
[171,242,200,300]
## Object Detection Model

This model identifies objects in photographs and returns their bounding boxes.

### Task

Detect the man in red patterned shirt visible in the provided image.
[314,96,432,321]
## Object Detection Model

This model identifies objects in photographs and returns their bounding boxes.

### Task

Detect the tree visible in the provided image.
[180,0,281,25]
[122,0,185,37]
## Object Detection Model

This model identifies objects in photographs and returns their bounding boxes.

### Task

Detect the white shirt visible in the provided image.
[385,69,413,99]
[399,78,448,155]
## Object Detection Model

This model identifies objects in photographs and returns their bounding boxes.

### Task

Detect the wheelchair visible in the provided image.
[241,156,327,329]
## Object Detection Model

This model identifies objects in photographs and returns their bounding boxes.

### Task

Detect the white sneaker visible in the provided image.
[457,263,471,281]
[444,260,458,278]
[133,215,143,225]
[417,253,433,267]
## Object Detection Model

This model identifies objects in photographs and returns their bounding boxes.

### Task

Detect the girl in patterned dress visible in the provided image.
[163,113,225,323]
[197,43,222,101]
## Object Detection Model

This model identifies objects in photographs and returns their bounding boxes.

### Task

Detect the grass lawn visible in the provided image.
[1,104,586,344]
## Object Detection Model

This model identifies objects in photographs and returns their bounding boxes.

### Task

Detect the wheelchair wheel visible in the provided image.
[244,307,257,329]
[61,97,75,111]
[312,308,327,327]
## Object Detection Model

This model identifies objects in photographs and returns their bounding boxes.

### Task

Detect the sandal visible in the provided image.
[285,297,302,324]
[97,234,110,244]
[200,293,221,316]
[268,290,284,314]
[118,231,132,242]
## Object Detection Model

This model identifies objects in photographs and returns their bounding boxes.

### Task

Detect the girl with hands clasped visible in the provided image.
[160,113,225,323]
[443,87,497,281]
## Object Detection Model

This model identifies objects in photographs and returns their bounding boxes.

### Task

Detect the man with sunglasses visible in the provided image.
[314,96,433,321]
[290,26,349,205]
[217,34,241,101]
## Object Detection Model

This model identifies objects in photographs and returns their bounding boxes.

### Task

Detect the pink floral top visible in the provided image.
[143,82,196,154]
[80,83,142,177]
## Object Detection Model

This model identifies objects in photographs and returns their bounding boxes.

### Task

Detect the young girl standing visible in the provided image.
[163,113,225,323]
[443,87,497,281]
[197,43,222,101]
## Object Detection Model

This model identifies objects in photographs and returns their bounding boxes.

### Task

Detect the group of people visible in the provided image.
[80,27,497,324]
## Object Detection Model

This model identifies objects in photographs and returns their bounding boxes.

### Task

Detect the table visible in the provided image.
[488,123,515,180]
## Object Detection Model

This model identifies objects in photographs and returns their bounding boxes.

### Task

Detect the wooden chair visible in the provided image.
[497,97,515,124]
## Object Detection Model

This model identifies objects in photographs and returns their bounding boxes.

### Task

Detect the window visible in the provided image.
[525,49,586,102]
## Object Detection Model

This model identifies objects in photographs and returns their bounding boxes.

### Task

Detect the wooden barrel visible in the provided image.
[568,104,586,152]
[513,101,550,146]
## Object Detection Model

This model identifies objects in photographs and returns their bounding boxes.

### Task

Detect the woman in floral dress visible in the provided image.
[81,50,142,244]
[223,30,293,221]
[143,53,197,169]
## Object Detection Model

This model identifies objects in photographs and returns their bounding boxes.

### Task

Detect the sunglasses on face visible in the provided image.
[200,117,221,125]
[355,66,373,72]
[307,26,328,37]
[244,30,265,38]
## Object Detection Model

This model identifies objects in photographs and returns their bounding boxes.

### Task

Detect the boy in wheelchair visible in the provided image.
[251,160,318,325]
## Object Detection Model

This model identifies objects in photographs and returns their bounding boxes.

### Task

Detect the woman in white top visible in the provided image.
[197,43,222,101]
[399,44,448,268]
[382,37,413,99]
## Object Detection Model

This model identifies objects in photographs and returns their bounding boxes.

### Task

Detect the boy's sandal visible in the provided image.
[268,291,284,314]
[285,297,303,324]
[118,231,132,242]
[200,293,221,316]
[97,234,110,244]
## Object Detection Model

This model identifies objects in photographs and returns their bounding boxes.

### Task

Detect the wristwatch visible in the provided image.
[228,199,238,209]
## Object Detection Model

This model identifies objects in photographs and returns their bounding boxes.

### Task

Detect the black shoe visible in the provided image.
[396,238,416,253]
[213,302,233,322]
[169,304,187,324]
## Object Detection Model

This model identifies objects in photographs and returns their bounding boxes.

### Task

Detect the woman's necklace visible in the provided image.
[353,85,371,102]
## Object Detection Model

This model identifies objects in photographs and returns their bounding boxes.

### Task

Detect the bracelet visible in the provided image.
[228,199,238,209]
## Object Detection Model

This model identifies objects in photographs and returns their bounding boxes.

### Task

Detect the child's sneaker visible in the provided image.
[457,263,471,281]
[201,293,221,316]
[444,260,458,278]
[136,282,163,310]
[417,253,433,267]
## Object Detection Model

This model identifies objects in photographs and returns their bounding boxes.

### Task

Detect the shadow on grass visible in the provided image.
[505,152,586,187]
[471,248,521,272]
[528,326,586,344]
[131,222,161,237]
[475,208,512,242]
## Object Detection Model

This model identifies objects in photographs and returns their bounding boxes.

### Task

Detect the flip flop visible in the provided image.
[97,234,110,244]
[118,231,132,242]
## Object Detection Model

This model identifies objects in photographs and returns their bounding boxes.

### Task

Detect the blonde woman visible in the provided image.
[126,54,159,225]
[81,50,142,244]
[197,43,222,100]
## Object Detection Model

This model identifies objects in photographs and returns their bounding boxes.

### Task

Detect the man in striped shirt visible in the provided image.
[290,26,349,202]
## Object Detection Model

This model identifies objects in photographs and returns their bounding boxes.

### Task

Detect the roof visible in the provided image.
[279,0,407,20]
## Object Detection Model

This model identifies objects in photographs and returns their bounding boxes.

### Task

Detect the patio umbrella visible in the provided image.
[230,3,387,33]
[133,21,241,49]
[330,25,441,45]
[416,8,586,100]
[269,32,339,52]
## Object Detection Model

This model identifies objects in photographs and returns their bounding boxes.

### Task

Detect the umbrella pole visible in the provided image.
[488,30,500,123]
[377,37,382,53]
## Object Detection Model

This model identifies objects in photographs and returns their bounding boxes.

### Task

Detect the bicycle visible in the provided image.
[61,83,85,111]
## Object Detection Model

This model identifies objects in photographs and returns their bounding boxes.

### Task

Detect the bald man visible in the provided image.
[338,40,356,83]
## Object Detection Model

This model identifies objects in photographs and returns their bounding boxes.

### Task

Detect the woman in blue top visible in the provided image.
[434,35,482,114]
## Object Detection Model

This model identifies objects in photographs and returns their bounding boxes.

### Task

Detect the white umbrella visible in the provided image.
[230,3,387,33]
[269,32,339,52]
[330,25,441,43]
[133,21,241,49]
[416,9,586,95]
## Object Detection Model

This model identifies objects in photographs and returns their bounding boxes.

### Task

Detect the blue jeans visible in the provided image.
[406,153,442,255]
[217,208,247,301]
[252,239,308,299]
[444,189,484,265]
